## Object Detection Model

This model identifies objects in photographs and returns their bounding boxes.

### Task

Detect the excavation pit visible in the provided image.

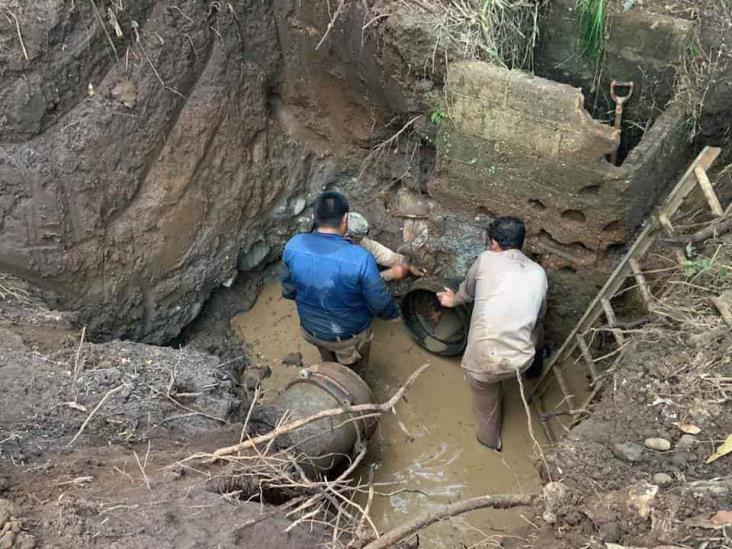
[232,283,543,548]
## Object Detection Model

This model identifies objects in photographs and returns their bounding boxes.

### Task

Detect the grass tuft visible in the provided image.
[575,0,606,61]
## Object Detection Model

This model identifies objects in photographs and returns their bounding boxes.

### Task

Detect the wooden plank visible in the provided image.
[575,334,599,380]
[658,146,721,218]
[629,258,653,307]
[601,298,625,346]
[694,165,724,216]
[552,367,575,410]
[658,213,675,235]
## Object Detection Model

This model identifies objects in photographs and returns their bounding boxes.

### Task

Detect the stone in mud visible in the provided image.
[675,434,697,450]
[542,481,569,524]
[653,473,674,486]
[669,451,695,469]
[110,79,138,108]
[282,352,303,368]
[626,481,659,519]
[598,521,623,543]
[613,442,644,462]
[644,438,671,451]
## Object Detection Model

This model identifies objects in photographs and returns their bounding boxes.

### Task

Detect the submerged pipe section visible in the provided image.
[278,362,376,476]
[401,278,471,357]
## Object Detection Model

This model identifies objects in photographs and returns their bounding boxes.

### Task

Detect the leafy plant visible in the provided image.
[682,256,711,278]
[576,0,606,61]
[430,110,448,124]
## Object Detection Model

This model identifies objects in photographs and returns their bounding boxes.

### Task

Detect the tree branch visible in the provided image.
[208,363,430,460]
[361,493,540,549]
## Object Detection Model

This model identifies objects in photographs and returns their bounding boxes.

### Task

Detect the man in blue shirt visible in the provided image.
[282,192,400,370]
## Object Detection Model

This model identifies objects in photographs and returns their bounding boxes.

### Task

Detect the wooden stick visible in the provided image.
[67,384,124,446]
[361,493,539,549]
[694,165,724,216]
[661,216,732,244]
[210,364,430,459]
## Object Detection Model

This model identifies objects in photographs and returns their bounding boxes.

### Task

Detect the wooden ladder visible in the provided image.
[529,146,726,442]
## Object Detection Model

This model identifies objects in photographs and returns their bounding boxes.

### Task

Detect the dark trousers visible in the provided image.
[465,375,503,449]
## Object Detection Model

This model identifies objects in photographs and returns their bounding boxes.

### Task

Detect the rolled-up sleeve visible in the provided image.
[360,254,400,320]
[454,258,480,306]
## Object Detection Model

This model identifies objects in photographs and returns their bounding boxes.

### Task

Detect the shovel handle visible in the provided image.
[610,80,634,105]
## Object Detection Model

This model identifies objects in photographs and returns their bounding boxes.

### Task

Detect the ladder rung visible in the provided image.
[600,298,626,346]
[575,334,599,380]
[569,380,605,428]
[552,367,575,410]
[694,165,724,216]
[533,396,556,443]
[628,258,653,307]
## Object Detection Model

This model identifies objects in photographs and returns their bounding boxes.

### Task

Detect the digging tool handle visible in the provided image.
[610,80,634,165]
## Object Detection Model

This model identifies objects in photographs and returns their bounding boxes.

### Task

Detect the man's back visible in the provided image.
[462,249,547,381]
[282,232,399,341]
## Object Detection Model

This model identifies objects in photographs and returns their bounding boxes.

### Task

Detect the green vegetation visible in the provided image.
[576,0,606,61]
[430,110,448,124]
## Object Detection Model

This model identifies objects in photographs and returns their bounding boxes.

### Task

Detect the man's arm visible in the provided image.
[360,254,400,320]
[280,254,297,301]
[437,257,480,308]
[360,237,405,268]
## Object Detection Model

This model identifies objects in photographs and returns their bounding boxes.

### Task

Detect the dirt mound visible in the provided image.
[0,278,328,548]
[531,235,732,548]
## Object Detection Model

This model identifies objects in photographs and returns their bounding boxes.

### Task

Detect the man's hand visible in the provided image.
[408,264,426,277]
[437,287,456,308]
[383,264,410,280]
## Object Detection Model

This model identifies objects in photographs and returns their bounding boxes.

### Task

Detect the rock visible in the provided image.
[0,500,17,526]
[675,434,697,449]
[14,533,36,549]
[282,352,303,367]
[653,473,674,486]
[542,481,569,524]
[111,79,138,108]
[644,438,671,451]
[613,442,644,462]
[598,521,622,543]
[0,530,15,549]
[670,451,694,468]
[626,481,659,519]
[237,242,271,271]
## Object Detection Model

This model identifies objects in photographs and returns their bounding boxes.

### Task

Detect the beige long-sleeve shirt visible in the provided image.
[360,237,406,280]
[454,249,547,383]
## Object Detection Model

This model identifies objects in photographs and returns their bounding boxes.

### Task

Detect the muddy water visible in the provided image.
[233,283,544,547]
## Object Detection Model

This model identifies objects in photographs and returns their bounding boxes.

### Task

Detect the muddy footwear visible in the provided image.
[524,346,551,379]
[477,434,502,452]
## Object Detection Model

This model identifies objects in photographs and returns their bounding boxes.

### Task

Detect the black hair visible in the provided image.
[488,216,526,250]
[314,191,349,228]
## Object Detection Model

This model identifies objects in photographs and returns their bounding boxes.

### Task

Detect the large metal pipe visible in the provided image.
[278,362,376,476]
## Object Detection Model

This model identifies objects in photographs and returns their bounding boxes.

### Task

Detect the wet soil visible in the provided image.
[233,282,544,548]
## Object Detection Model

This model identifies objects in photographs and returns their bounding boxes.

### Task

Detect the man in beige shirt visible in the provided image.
[438,217,547,451]
[348,212,424,281]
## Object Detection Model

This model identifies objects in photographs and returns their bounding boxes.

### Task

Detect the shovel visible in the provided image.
[609,80,634,165]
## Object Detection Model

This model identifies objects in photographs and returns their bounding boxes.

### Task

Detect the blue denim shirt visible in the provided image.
[281,232,400,341]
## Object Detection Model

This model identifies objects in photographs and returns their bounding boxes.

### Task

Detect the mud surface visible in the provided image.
[233,282,543,548]
[0,280,326,548]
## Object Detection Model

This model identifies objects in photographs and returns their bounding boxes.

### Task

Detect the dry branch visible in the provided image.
[209,363,430,459]
[361,493,540,549]
[67,384,124,446]
[662,216,732,244]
